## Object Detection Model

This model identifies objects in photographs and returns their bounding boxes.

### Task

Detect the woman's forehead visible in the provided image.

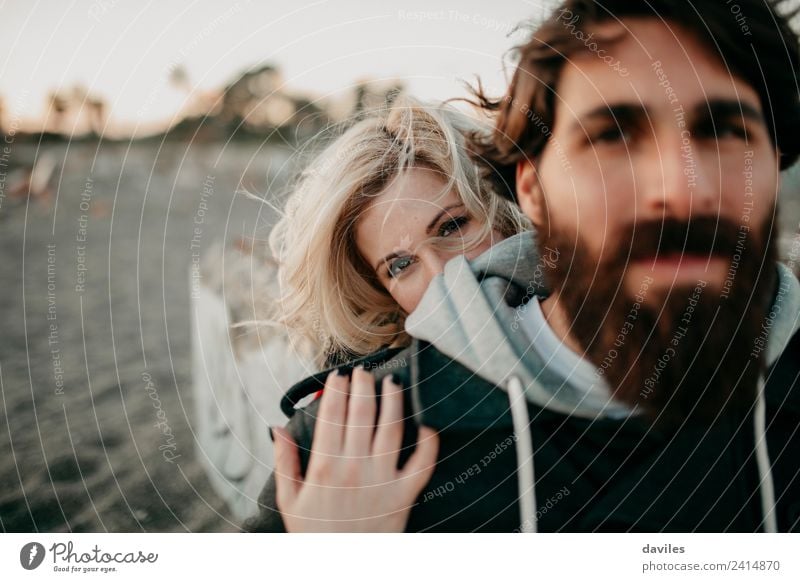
[364,167,457,217]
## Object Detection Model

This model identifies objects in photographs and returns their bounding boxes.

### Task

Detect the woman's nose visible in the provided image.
[419,248,448,278]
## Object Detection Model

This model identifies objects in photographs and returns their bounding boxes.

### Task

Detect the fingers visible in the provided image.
[343,366,377,458]
[399,426,439,492]
[373,374,404,457]
[310,370,349,457]
[273,426,302,510]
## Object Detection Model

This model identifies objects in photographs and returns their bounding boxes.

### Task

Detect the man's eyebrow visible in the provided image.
[695,98,765,124]
[425,203,465,235]
[571,103,648,133]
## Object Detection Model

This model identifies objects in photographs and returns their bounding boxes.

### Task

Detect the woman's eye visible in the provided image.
[438,216,470,237]
[388,255,415,278]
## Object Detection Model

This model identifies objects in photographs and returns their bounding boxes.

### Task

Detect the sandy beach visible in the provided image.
[0,140,293,532]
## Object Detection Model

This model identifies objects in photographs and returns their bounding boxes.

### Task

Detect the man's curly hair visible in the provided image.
[468,0,800,202]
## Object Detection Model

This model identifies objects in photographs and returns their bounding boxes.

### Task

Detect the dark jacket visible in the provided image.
[244,329,800,532]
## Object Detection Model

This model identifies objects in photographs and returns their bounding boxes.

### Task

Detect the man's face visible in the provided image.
[515,17,781,423]
[518,17,779,302]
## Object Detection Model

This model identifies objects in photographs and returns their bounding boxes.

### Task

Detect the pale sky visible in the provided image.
[0,0,553,135]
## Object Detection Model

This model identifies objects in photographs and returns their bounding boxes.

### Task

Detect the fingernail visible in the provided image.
[268,426,275,442]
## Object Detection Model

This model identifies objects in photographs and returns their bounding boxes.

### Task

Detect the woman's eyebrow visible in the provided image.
[425,203,465,235]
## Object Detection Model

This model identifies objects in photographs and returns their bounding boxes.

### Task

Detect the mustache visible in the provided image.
[610,216,748,262]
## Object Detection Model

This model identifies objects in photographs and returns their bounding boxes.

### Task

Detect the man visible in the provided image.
[247,0,800,532]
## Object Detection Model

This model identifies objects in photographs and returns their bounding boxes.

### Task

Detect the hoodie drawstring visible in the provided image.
[507,374,778,533]
[754,374,778,532]
[508,376,537,532]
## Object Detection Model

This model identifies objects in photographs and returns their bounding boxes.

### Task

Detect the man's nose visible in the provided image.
[639,131,717,220]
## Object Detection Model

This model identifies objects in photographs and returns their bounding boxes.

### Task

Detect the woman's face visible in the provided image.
[355,166,502,313]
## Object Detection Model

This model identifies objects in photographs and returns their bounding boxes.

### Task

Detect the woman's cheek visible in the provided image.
[399,277,429,313]
[386,278,409,312]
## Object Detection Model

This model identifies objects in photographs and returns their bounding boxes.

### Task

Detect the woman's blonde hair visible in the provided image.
[269,95,530,368]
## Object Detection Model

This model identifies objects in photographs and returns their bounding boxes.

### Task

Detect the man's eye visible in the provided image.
[590,125,633,145]
[693,117,749,141]
[388,255,415,278]
[438,216,470,237]
[712,122,748,140]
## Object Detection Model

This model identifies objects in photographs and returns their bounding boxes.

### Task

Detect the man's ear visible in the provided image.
[516,159,545,227]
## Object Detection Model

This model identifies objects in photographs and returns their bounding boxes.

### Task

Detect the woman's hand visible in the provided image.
[272,366,439,532]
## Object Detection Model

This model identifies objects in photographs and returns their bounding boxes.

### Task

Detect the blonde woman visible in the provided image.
[260,96,530,532]
[270,96,528,367]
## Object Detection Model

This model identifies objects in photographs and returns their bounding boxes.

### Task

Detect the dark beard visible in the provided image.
[539,212,777,428]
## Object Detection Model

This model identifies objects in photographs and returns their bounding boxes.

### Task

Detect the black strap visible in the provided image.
[279,345,406,418]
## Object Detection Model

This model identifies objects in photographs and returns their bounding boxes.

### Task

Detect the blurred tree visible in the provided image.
[87,96,107,137]
[220,63,283,126]
[170,64,192,93]
[45,84,108,137]
[352,79,404,119]
[46,90,69,134]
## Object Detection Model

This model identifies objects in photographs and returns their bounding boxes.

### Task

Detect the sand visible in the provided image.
[0,140,294,532]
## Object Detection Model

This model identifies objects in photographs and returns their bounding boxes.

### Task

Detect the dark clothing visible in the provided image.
[244,331,800,532]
